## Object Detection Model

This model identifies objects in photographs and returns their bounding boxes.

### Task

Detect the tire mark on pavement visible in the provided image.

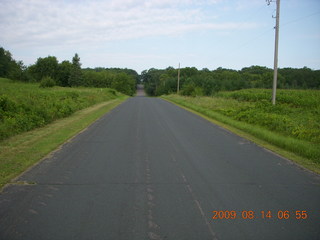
[145,153,163,240]
[171,154,218,240]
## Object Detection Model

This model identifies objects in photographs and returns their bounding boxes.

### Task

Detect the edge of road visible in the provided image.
[161,96,320,175]
[0,97,129,191]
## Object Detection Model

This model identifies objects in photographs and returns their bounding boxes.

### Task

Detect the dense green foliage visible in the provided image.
[29,55,59,81]
[82,68,136,96]
[39,76,56,88]
[217,89,320,144]
[0,47,138,96]
[163,89,320,161]
[142,66,320,96]
[86,67,140,84]
[0,47,26,81]
[68,53,83,87]
[0,78,121,141]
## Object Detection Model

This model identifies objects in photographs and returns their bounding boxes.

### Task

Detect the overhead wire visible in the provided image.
[214,7,320,66]
[212,4,274,65]
[281,11,320,28]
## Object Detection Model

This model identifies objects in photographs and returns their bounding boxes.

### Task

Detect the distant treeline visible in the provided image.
[82,67,138,96]
[2,46,320,97]
[0,47,138,96]
[142,66,320,96]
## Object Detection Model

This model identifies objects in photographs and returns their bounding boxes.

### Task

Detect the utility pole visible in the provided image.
[177,63,180,94]
[267,0,280,105]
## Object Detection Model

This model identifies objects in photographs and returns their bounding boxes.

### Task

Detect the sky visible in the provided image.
[1,0,319,73]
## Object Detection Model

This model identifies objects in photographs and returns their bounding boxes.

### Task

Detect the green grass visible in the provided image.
[216,89,320,144]
[162,89,320,173]
[0,78,121,141]
[0,78,128,189]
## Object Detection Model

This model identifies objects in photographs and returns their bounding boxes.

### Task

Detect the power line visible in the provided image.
[226,7,319,61]
[230,28,273,54]
[226,4,267,36]
[212,4,278,67]
[282,11,320,27]
[209,4,271,61]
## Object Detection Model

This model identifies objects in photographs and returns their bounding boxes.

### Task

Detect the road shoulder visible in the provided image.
[161,96,320,175]
[0,97,128,190]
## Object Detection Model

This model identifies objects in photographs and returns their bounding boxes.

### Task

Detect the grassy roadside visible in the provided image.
[0,96,128,189]
[161,95,320,174]
[0,78,124,141]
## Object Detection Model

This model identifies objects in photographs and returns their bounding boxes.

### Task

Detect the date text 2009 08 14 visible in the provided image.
[212,210,308,220]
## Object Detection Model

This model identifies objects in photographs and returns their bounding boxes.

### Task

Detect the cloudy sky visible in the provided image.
[1,0,319,73]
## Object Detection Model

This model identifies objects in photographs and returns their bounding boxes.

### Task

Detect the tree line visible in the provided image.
[0,47,137,96]
[142,66,320,96]
[2,46,319,97]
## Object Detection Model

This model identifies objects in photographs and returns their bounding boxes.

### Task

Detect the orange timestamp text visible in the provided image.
[212,210,308,220]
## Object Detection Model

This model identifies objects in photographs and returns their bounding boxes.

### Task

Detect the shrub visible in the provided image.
[0,78,122,142]
[39,76,56,88]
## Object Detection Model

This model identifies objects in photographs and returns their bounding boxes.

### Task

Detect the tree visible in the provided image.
[68,53,83,87]
[111,73,135,96]
[56,61,72,86]
[0,47,12,77]
[72,53,81,69]
[31,56,59,81]
[0,47,24,80]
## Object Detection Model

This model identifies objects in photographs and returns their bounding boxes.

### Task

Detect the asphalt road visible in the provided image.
[1,95,320,240]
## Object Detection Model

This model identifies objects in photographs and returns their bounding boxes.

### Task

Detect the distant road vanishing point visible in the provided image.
[1,88,320,240]
[136,84,146,97]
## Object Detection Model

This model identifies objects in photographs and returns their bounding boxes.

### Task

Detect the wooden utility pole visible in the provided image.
[272,0,280,105]
[267,0,281,105]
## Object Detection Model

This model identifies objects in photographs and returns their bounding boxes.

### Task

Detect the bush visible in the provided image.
[0,78,122,141]
[39,76,56,88]
[193,87,204,97]
[163,92,320,162]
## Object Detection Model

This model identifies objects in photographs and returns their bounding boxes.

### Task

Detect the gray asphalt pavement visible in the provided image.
[0,95,320,240]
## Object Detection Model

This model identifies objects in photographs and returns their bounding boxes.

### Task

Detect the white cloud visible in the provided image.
[0,0,256,49]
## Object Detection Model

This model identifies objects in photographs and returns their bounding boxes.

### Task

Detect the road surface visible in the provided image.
[1,95,320,239]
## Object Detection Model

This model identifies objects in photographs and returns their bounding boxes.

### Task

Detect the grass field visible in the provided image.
[162,89,320,173]
[0,78,121,141]
[0,78,128,189]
